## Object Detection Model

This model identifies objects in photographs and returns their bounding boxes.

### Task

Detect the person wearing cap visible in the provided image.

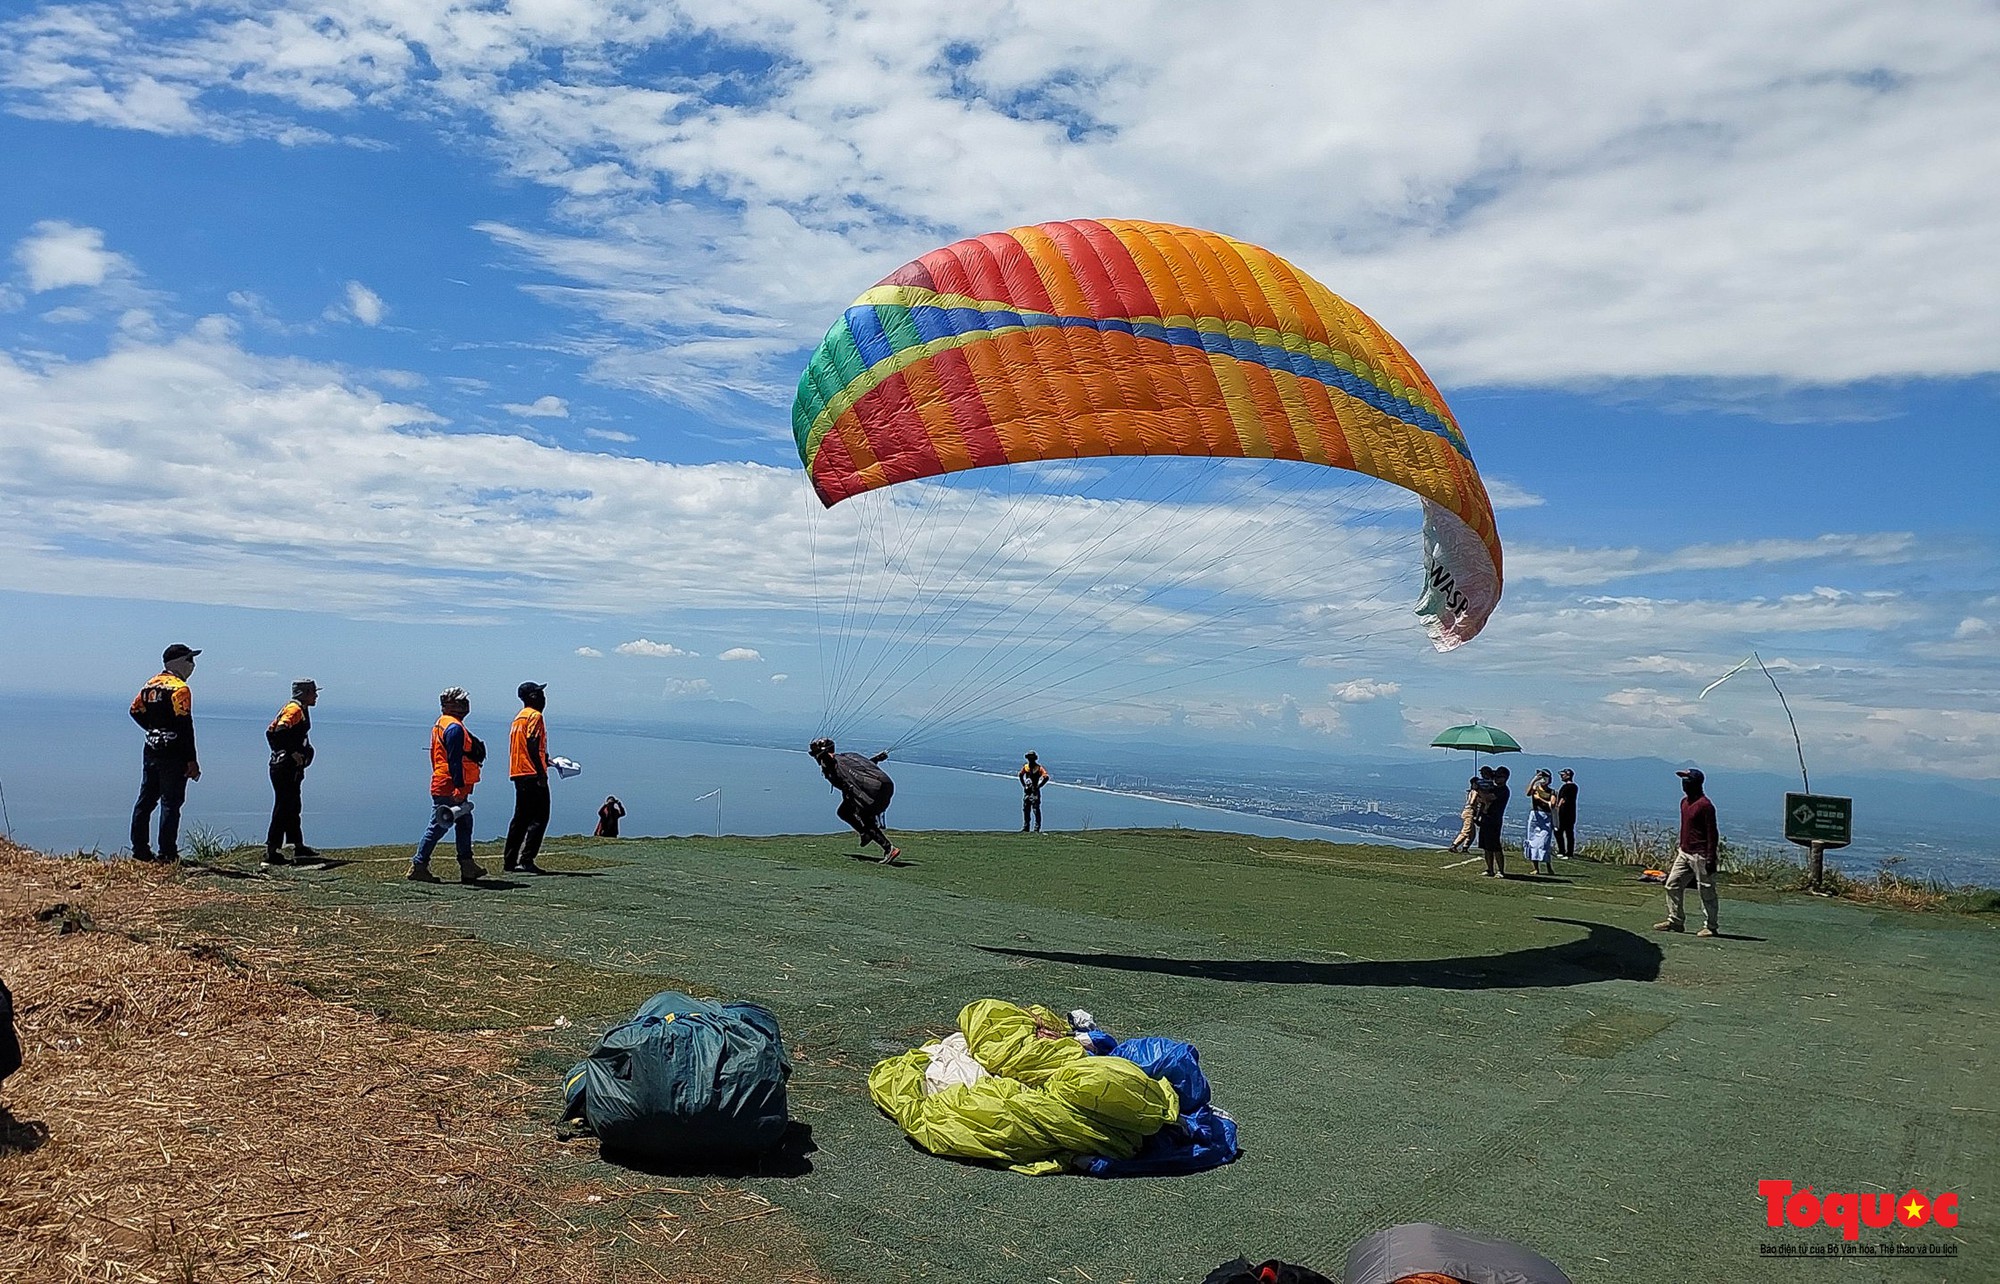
[1018,751,1050,833]
[504,681,552,874]
[262,679,321,868]
[1554,768,1579,858]
[1657,767,1721,936]
[409,687,488,884]
[128,643,202,863]
[594,795,626,838]
[808,738,900,862]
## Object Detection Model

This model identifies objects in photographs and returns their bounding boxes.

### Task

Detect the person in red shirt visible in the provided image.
[1656,767,1720,936]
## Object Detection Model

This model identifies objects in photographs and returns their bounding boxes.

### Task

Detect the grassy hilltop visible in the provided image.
[5,829,1994,1283]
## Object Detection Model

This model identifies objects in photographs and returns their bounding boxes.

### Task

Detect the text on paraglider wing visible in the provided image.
[1425,556,1471,617]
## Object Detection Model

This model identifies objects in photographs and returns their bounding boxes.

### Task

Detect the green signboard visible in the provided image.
[1784,793,1852,848]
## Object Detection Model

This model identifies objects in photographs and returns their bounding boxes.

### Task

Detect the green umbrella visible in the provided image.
[1431,723,1523,758]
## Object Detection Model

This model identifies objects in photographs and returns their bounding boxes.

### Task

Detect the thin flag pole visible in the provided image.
[694,788,721,838]
[1700,650,1810,793]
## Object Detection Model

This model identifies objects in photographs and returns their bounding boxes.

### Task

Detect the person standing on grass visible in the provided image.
[1554,768,1579,858]
[504,682,552,874]
[1019,751,1050,832]
[1476,765,1511,878]
[262,679,321,869]
[409,687,488,884]
[595,796,626,837]
[1657,767,1721,937]
[128,643,201,864]
[1449,768,1490,852]
[1523,769,1557,875]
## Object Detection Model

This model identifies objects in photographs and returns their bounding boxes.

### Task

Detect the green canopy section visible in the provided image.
[868,1000,1178,1175]
[1430,722,1522,752]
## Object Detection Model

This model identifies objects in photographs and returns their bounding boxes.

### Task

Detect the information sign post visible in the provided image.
[1784,793,1852,892]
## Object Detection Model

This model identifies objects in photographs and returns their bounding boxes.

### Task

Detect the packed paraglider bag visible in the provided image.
[0,978,20,1088]
[561,991,792,1160]
[868,1000,1241,1177]
[1343,1221,1572,1284]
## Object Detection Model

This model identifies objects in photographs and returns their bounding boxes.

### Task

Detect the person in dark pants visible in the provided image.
[1019,751,1049,832]
[1476,765,1511,878]
[263,679,321,868]
[408,687,487,884]
[1554,768,1579,858]
[808,738,899,862]
[504,681,551,874]
[129,643,201,863]
[594,796,625,837]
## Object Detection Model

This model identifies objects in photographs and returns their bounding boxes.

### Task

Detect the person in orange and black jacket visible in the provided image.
[408,687,487,884]
[262,679,321,868]
[504,682,552,874]
[1018,751,1050,832]
[129,643,202,863]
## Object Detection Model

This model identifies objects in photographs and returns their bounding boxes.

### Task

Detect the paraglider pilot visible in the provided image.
[808,738,900,863]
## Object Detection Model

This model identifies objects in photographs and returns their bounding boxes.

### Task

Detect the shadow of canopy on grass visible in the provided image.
[981,918,1661,990]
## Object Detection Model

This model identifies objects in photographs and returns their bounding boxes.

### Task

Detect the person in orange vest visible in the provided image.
[128,643,201,863]
[262,678,321,869]
[504,681,552,874]
[408,687,488,883]
[1018,751,1050,832]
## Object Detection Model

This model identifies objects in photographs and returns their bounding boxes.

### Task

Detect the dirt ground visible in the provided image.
[0,841,829,1283]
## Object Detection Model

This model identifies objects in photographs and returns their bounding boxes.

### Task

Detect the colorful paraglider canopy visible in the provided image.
[792,219,1502,649]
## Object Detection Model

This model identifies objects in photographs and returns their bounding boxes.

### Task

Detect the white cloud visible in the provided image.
[1480,479,1546,510]
[574,645,603,657]
[0,325,817,618]
[770,673,788,684]
[662,677,711,698]
[718,647,762,662]
[584,427,635,442]
[503,394,568,418]
[1329,679,1401,703]
[14,220,131,291]
[9,4,2000,396]
[1510,533,1920,588]
[616,638,696,658]
[1624,654,1712,677]
[325,280,384,326]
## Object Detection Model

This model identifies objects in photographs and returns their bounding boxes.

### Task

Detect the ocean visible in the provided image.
[0,696,1410,856]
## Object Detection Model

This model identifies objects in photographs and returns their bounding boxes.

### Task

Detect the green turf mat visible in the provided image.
[201,830,1997,1284]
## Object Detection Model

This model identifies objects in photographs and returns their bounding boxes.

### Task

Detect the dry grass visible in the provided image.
[0,840,830,1284]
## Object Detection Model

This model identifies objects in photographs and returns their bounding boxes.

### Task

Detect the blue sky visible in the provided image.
[0,1,1996,781]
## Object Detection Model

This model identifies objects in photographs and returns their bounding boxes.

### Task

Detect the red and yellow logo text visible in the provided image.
[1760,1180,1961,1242]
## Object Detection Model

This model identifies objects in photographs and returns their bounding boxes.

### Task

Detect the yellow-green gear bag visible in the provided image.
[868,1000,1178,1175]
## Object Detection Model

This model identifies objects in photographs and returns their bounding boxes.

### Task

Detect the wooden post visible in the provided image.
[1808,840,1825,892]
